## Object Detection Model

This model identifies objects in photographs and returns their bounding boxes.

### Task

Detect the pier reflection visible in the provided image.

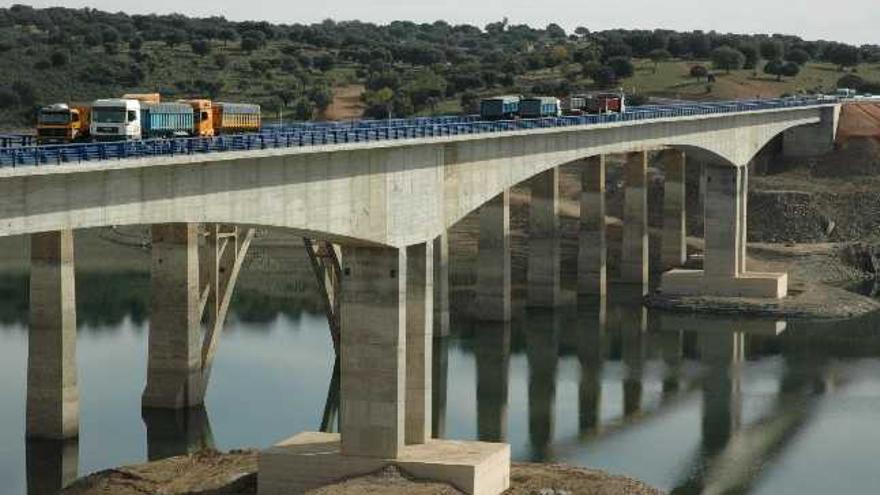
[475,322,510,442]
[142,406,215,461]
[26,439,78,495]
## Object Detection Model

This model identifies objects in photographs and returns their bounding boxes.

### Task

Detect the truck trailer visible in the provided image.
[519,97,563,118]
[141,102,195,138]
[480,96,521,120]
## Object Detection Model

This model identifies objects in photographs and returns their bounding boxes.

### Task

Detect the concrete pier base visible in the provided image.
[258,432,510,495]
[27,230,78,440]
[660,164,788,299]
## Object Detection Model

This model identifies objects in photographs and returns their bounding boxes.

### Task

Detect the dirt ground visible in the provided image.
[318,85,365,121]
[62,451,664,495]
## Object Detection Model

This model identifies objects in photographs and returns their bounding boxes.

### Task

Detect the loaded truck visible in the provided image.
[36,103,91,144]
[91,98,194,141]
[519,97,563,118]
[212,102,261,134]
[479,96,521,120]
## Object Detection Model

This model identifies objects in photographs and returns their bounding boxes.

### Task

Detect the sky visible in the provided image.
[17,0,880,46]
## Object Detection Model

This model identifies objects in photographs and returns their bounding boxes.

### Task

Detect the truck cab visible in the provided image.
[181,99,214,137]
[90,99,141,141]
[37,103,90,144]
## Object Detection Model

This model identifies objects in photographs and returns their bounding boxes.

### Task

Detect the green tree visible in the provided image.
[837,74,865,90]
[460,91,479,114]
[190,39,212,57]
[740,44,759,70]
[129,37,143,51]
[50,50,68,67]
[592,66,618,88]
[690,65,709,81]
[292,97,314,120]
[164,29,187,48]
[606,56,634,78]
[759,40,783,61]
[785,48,810,66]
[241,30,267,53]
[711,46,745,73]
[648,48,671,74]
[827,44,860,71]
[763,59,786,81]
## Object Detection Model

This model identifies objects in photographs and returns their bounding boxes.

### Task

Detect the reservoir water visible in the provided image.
[1,232,879,494]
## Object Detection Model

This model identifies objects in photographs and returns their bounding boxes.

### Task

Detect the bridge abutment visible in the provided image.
[26,229,79,440]
[578,157,607,297]
[476,191,512,321]
[259,244,510,495]
[661,150,687,270]
[143,223,206,409]
[527,168,562,307]
[621,152,649,293]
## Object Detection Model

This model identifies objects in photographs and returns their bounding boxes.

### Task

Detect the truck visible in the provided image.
[586,92,626,114]
[36,103,91,144]
[182,99,215,137]
[479,96,521,120]
[212,102,261,134]
[122,93,161,104]
[140,102,195,138]
[90,98,141,141]
[519,97,563,118]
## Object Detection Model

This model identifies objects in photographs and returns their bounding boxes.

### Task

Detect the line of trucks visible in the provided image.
[36,94,261,144]
[479,92,626,120]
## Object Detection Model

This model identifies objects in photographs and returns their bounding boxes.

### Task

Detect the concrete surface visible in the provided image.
[621,152,649,292]
[578,156,606,296]
[476,191,511,321]
[258,432,510,495]
[527,168,562,307]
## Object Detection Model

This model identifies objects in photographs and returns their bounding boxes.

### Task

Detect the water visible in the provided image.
[1,253,880,494]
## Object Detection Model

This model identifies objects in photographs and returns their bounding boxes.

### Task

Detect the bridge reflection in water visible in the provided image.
[9,276,880,494]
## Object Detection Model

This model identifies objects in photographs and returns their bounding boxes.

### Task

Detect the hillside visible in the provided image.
[1,5,879,130]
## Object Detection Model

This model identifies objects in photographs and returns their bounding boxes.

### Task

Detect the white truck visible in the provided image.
[90,98,142,141]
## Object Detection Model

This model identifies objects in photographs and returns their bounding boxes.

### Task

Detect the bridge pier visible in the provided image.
[477,191,512,321]
[621,152,649,293]
[661,150,687,269]
[260,245,510,495]
[527,168,562,307]
[578,156,607,297]
[661,164,787,298]
[526,311,561,461]
[433,233,450,337]
[26,438,78,495]
[143,224,205,409]
[27,230,79,440]
[577,301,606,435]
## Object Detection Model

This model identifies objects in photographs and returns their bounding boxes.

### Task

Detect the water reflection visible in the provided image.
[5,263,880,495]
[25,439,78,495]
[142,407,215,461]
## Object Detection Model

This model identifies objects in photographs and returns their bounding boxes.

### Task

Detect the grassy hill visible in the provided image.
[1,5,879,130]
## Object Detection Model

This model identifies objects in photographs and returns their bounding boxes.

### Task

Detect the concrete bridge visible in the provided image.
[6,99,840,494]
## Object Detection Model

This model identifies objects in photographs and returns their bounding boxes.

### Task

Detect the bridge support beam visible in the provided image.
[433,233,450,338]
[477,191,511,321]
[621,152,649,293]
[27,230,79,440]
[259,244,510,495]
[661,150,687,270]
[528,168,562,307]
[578,156,607,297]
[660,164,787,298]
[143,223,205,409]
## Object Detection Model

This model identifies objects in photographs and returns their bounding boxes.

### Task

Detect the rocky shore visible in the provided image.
[62,449,664,495]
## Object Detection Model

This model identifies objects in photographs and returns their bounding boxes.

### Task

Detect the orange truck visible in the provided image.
[181,99,215,137]
[36,103,91,144]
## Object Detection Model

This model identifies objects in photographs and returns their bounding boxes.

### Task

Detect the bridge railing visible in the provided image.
[0,96,837,168]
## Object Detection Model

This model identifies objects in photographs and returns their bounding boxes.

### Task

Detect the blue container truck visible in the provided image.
[141,102,195,138]
[480,96,521,120]
[519,97,562,118]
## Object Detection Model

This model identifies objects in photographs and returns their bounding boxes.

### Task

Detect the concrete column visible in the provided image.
[26,439,78,495]
[739,166,749,273]
[578,156,607,297]
[621,152,649,293]
[528,168,562,307]
[661,150,687,269]
[477,191,511,321]
[621,304,646,417]
[704,165,744,278]
[405,243,433,445]
[432,233,450,338]
[27,230,78,440]
[431,337,448,439]
[143,224,204,409]
[476,322,511,442]
[660,331,683,397]
[340,245,406,458]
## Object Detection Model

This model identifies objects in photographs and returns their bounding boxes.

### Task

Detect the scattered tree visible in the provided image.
[190,39,212,57]
[690,65,709,81]
[785,48,810,66]
[648,49,671,73]
[606,56,634,78]
[711,46,745,73]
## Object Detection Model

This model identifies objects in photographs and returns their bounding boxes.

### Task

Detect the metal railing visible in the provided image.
[0,96,837,168]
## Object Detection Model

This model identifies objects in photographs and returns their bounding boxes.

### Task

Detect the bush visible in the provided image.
[190,39,212,57]
[33,59,50,70]
[711,46,745,73]
[592,66,618,88]
[49,50,68,67]
[690,65,709,80]
[0,88,17,109]
[606,57,634,79]
[837,74,865,89]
